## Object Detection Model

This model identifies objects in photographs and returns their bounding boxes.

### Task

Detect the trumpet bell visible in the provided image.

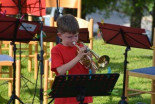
[98,55,110,68]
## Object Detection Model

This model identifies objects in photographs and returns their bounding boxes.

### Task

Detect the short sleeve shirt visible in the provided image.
[51,44,89,75]
[51,44,93,104]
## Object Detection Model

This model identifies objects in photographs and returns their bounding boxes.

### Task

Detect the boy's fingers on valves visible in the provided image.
[78,47,89,58]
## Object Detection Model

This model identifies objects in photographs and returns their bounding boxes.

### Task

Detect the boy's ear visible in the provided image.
[57,33,62,38]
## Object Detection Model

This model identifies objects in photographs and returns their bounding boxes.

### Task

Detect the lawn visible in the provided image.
[0,39,153,104]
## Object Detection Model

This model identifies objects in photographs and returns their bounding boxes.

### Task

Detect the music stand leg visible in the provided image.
[8,43,24,104]
[21,74,34,93]
[76,88,85,104]
[19,43,34,92]
[118,47,130,104]
[8,94,24,104]
[39,23,44,104]
[77,95,84,104]
[48,98,55,104]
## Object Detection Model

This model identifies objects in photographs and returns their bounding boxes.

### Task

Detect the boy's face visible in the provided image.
[58,32,79,46]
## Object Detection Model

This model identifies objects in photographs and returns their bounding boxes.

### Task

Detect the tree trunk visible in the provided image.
[130,0,143,28]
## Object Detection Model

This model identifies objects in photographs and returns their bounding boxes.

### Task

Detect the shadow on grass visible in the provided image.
[97,53,153,74]
[97,87,150,104]
[97,61,124,73]
[0,94,8,104]
[117,87,150,104]
[128,95,150,104]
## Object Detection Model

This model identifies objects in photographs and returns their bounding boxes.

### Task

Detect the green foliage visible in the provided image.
[80,0,154,18]
[81,0,117,18]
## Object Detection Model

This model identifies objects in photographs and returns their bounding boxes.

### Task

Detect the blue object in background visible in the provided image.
[108,67,111,74]
[89,69,92,79]
[107,67,111,78]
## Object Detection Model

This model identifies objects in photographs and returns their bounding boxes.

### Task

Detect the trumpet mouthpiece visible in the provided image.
[73,42,76,45]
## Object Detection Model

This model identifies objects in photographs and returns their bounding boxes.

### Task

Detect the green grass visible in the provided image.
[0,39,153,104]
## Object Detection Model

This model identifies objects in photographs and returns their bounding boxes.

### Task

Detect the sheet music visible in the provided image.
[19,23,37,32]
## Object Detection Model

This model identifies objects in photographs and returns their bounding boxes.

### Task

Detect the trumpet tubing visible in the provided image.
[73,42,110,70]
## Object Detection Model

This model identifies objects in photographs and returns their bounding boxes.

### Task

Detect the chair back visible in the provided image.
[46,0,81,18]
[76,17,94,49]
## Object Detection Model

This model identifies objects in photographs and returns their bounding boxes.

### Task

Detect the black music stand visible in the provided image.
[0,14,41,104]
[48,74,119,104]
[97,22,152,104]
[1,1,46,104]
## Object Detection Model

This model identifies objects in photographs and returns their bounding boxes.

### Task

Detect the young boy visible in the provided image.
[51,14,96,104]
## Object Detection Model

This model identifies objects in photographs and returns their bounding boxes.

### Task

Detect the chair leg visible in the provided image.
[43,42,47,59]
[15,60,21,104]
[125,70,129,101]
[151,80,155,104]
[44,60,49,104]
[88,19,94,50]
[49,72,54,88]
[28,44,32,72]
[8,66,13,96]
[34,43,38,80]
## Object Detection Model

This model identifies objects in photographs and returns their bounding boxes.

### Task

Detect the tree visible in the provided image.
[82,0,154,42]
[83,0,154,28]
[105,0,154,28]
[81,0,117,18]
[64,0,154,28]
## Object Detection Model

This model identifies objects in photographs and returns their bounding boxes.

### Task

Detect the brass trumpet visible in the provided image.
[73,42,110,70]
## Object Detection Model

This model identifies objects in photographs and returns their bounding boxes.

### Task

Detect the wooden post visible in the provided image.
[44,60,49,104]
[89,19,94,50]
[28,44,32,72]
[125,70,129,101]
[77,0,81,18]
[15,60,21,104]
[50,17,55,58]
[34,42,38,79]
[151,80,155,104]
[8,66,13,96]
[28,15,33,72]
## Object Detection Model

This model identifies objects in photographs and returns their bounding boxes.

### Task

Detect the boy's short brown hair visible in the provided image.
[57,14,79,34]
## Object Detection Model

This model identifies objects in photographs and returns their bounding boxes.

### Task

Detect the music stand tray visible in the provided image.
[43,26,90,43]
[97,22,152,49]
[49,73,119,104]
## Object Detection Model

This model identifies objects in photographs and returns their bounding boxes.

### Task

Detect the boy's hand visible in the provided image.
[77,46,89,60]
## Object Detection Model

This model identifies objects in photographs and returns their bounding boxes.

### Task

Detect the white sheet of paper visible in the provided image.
[19,23,37,32]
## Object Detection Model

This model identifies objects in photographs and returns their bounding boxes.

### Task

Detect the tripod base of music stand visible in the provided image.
[76,87,85,104]
[8,94,24,104]
[76,95,84,104]
[118,99,128,104]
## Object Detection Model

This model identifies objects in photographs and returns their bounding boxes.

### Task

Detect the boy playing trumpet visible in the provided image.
[51,14,96,104]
